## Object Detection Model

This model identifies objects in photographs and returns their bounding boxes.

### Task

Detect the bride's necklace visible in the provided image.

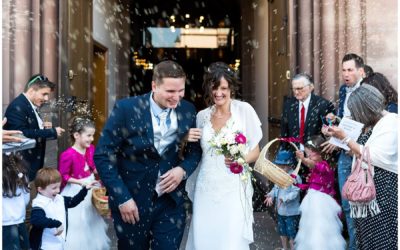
[213,111,231,119]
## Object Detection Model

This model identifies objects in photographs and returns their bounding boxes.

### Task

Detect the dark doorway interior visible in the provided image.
[129,0,241,111]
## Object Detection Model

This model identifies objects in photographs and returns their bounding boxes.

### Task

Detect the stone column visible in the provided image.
[298,0,313,74]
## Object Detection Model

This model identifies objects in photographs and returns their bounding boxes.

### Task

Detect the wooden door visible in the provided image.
[91,42,108,145]
[268,0,291,143]
[59,0,93,150]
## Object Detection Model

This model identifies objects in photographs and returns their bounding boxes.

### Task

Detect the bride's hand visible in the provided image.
[224,156,234,166]
[159,167,186,193]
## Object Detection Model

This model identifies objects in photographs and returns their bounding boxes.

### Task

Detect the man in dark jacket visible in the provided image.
[94,60,202,250]
[4,74,65,181]
[280,73,335,185]
[323,53,365,250]
[281,73,335,147]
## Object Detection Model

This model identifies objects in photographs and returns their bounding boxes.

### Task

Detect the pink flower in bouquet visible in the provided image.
[235,133,246,144]
[229,162,244,174]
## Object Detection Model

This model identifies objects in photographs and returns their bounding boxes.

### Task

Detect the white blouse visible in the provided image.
[360,112,398,174]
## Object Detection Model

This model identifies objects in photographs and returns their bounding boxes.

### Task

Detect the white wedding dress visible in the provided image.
[186,100,262,250]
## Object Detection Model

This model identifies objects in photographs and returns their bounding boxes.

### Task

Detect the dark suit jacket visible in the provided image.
[337,84,347,118]
[94,93,202,214]
[4,94,57,180]
[281,93,335,145]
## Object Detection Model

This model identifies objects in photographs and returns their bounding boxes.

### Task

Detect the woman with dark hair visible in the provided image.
[326,84,398,250]
[2,154,30,250]
[362,64,374,78]
[361,72,398,113]
[185,62,263,249]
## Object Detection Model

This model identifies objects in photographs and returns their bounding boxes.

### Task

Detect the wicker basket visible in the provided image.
[92,187,110,217]
[254,138,302,189]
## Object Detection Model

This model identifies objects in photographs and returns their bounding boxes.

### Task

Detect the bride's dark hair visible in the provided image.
[202,62,240,106]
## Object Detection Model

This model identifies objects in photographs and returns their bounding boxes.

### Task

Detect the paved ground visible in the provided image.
[45,128,281,250]
[106,212,281,250]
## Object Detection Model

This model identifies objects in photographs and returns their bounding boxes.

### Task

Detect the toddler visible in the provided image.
[264,150,301,250]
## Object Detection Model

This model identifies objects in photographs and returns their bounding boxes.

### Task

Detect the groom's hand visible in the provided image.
[159,167,186,193]
[119,199,140,224]
[186,128,202,142]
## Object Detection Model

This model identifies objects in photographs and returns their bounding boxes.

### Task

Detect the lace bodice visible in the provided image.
[195,116,248,202]
[185,100,263,247]
[186,100,263,202]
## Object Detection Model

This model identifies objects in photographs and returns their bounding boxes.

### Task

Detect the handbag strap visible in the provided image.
[352,146,366,172]
[362,146,373,172]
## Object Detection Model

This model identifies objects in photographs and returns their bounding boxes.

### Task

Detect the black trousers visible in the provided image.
[114,193,186,250]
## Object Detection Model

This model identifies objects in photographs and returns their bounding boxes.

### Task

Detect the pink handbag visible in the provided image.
[341,146,376,203]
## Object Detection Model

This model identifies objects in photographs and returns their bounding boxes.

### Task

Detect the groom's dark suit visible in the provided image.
[94,93,202,250]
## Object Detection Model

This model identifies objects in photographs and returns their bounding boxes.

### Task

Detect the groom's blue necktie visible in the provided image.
[156,109,171,136]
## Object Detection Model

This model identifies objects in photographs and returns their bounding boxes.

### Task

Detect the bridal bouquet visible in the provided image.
[209,128,249,176]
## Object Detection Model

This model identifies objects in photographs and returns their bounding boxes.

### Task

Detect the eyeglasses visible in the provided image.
[27,75,48,87]
[292,84,310,92]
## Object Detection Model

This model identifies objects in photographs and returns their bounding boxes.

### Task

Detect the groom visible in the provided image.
[94,60,202,250]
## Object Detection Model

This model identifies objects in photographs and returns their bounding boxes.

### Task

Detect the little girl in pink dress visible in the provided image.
[58,117,110,250]
[294,135,346,250]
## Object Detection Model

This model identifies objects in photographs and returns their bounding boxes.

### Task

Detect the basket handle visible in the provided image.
[257,138,302,176]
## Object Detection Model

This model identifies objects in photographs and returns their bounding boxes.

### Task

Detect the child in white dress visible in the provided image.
[294,135,346,250]
[58,117,110,250]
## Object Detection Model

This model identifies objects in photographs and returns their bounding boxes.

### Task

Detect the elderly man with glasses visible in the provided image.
[280,73,335,190]
[4,74,65,181]
[281,73,335,147]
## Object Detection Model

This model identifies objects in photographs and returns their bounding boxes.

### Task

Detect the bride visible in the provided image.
[185,62,263,250]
